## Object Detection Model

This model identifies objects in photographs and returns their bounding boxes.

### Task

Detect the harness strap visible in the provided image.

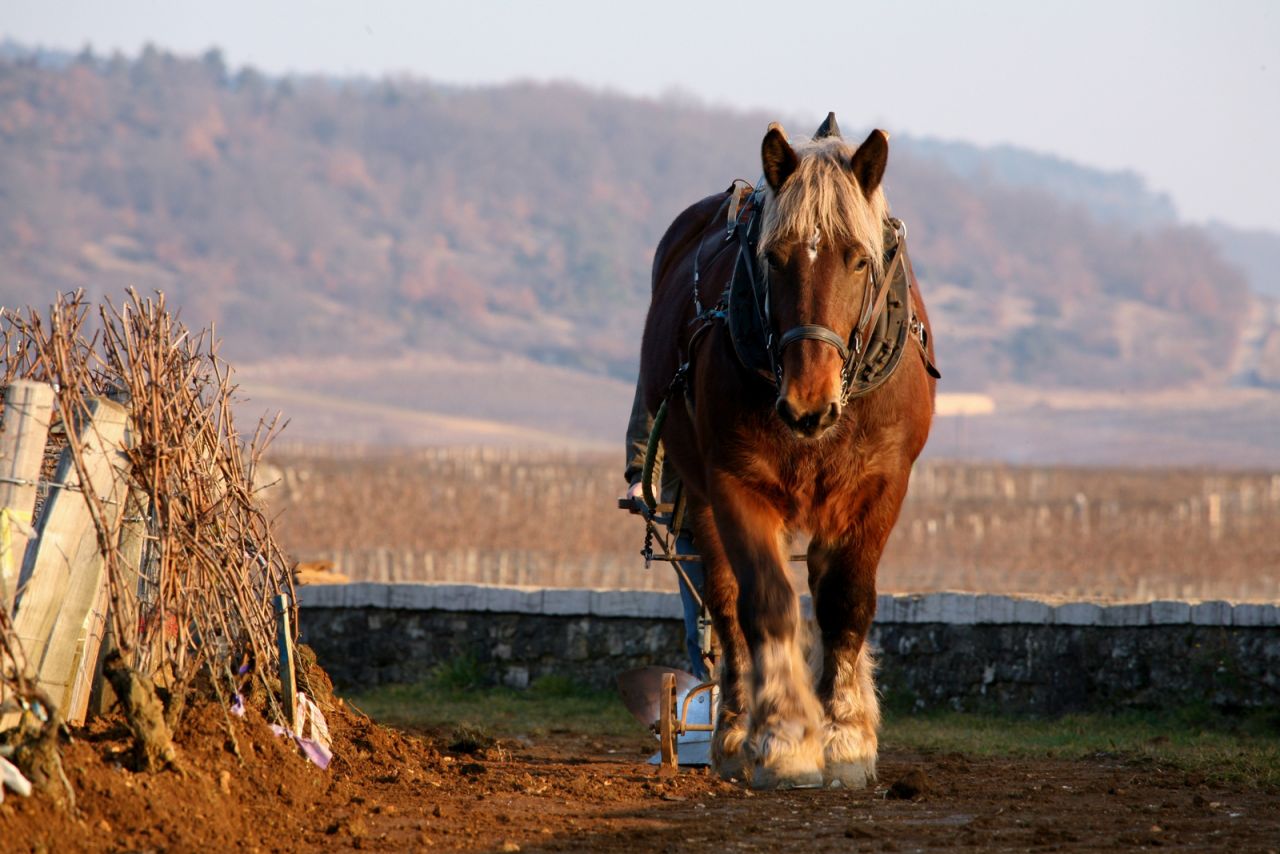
[841,228,906,389]
[864,236,902,333]
[734,201,777,380]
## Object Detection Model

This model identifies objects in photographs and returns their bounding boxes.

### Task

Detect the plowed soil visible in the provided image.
[3,677,1277,851]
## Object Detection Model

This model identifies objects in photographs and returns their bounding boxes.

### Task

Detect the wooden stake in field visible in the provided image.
[0,380,55,615]
[276,593,297,726]
[1207,493,1223,542]
[5,398,129,727]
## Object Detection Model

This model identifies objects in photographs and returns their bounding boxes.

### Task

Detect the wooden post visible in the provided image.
[3,397,129,730]
[0,380,55,615]
[64,572,112,724]
[81,485,150,720]
[83,612,118,719]
[275,593,297,727]
[1208,493,1223,542]
[79,383,147,720]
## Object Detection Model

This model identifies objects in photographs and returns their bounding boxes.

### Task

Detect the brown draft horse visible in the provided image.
[639,116,936,789]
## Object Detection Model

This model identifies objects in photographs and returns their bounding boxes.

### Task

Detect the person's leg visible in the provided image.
[674,531,709,680]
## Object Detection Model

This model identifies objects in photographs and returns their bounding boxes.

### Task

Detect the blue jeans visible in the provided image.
[674,532,709,680]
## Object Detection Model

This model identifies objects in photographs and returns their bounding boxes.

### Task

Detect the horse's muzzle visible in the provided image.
[776,397,841,438]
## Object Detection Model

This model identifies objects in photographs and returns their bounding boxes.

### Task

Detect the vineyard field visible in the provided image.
[265,447,1280,602]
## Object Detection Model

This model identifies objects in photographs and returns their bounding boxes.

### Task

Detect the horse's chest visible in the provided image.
[769,450,877,526]
[730,416,896,531]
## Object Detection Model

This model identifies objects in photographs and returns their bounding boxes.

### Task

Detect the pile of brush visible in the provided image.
[0,290,296,806]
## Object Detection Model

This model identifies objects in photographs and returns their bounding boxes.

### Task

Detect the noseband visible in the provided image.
[776,324,853,363]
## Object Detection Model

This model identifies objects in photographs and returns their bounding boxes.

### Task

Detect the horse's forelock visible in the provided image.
[758,136,888,279]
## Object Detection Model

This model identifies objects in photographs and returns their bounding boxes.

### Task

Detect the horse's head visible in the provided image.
[758,119,890,439]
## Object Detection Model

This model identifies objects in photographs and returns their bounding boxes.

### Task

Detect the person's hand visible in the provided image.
[618,480,645,513]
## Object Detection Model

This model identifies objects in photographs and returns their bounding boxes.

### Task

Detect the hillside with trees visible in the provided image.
[0,46,1261,402]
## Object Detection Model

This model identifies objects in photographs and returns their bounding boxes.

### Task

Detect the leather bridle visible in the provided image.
[741,201,908,405]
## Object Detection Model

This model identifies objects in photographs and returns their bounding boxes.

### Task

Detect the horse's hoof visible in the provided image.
[748,733,825,790]
[711,710,750,783]
[824,760,876,789]
[711,750,749,783]
[823,721,878,789]
[750,763,824,790]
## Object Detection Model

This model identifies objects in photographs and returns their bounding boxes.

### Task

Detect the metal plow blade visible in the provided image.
[616,666,716,767]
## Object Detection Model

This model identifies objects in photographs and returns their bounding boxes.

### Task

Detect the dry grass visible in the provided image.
[881,464,1280,601]
[264,446,640,589]
[266,447,1280,601]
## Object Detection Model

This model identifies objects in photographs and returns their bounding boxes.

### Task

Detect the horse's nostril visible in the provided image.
[777,398,839,436]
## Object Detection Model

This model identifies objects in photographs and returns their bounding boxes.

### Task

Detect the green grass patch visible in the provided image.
[884,707,1280,789]
[351,672,1279,788]
[348,662,640,739]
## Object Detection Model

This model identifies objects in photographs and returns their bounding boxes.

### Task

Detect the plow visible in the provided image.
[615,487,718,769]
[615,482,719,769]
[617,666,716,770]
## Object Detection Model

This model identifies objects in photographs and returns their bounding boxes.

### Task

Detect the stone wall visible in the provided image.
[297,583,1280,714]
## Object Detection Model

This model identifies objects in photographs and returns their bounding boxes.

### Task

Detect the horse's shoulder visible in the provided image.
[653,192,732,264]
[669,191,733,231]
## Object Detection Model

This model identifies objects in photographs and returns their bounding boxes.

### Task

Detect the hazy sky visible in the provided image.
[7,0,1279,232]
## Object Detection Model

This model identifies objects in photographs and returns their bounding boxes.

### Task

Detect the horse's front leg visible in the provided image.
[689,503,751,782]
[808,485,902,789]
[709,473,824,789]
[807,536,879,788]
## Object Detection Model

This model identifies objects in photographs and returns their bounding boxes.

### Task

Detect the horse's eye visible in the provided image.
[765,252,782,269]
[853,257,869,273]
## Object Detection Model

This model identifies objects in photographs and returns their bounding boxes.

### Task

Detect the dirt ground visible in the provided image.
[3,680,1278,854]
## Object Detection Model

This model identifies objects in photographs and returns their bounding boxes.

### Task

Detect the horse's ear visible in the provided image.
[814,111,841,139]
[850,129,889,196]
[762,123,798,192]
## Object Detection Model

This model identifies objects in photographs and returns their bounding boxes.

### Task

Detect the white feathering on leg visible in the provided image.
[823,644,880,788]
[748,631,826,789]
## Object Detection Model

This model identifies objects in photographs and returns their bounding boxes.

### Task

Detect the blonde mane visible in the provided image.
[758,136,889,279]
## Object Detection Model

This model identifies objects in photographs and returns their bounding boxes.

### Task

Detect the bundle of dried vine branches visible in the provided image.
[0,289,293,732]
